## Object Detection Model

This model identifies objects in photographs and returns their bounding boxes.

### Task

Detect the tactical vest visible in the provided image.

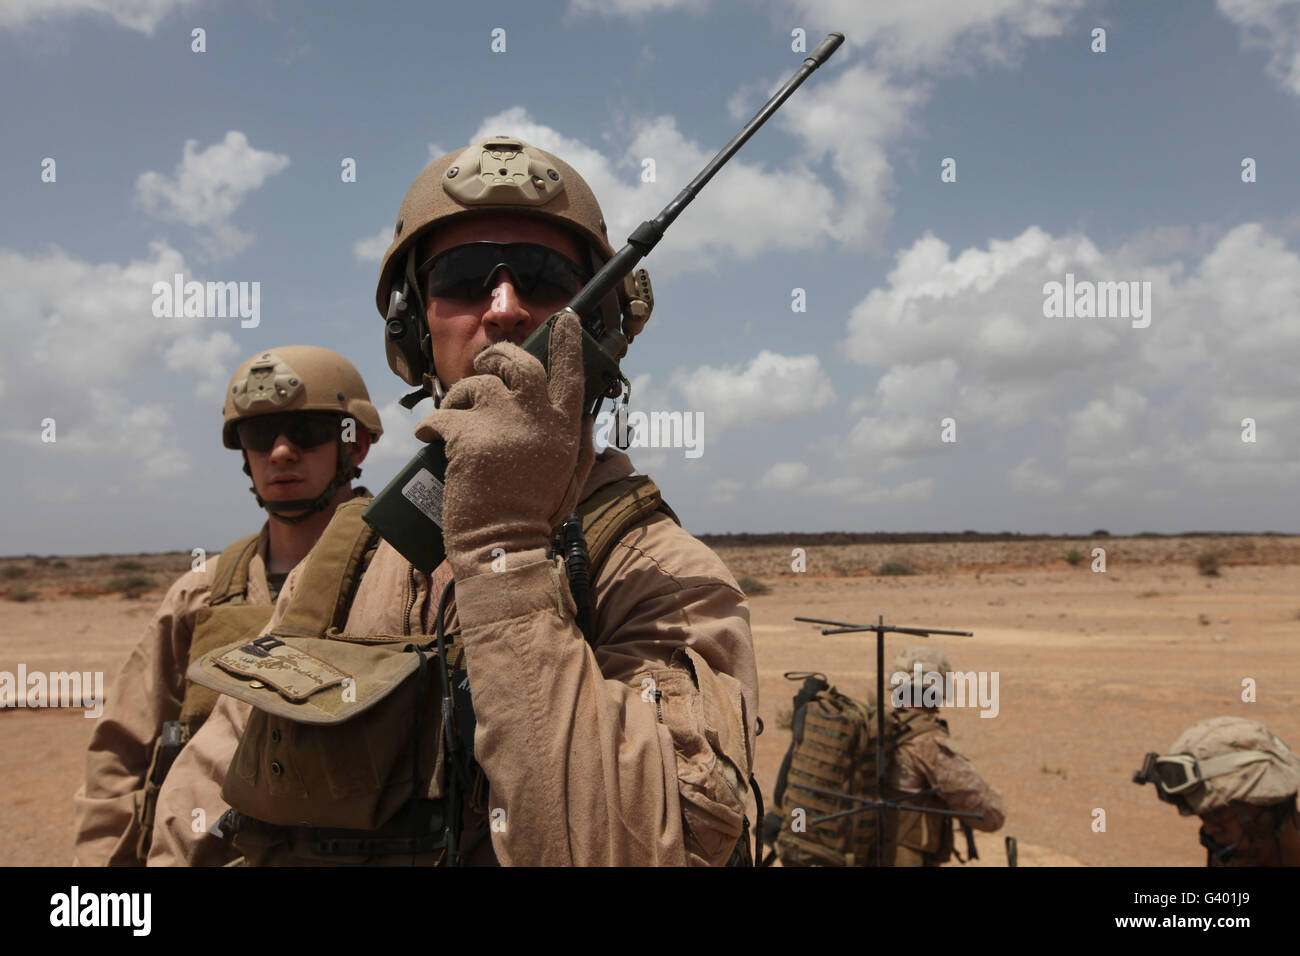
[134,529,275,863]
[886,709,954,867]
[193,475,687,866]
[770,676,949,867]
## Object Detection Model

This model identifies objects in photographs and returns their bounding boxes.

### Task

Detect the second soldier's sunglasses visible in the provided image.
[236,412,342,453]
[417,242,589,302]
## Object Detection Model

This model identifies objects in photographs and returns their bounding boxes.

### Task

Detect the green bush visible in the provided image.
[775,707,793,730]
[1065,548,1084,566]
[5,589,38,602]
[107,574,153,598]
[736,575,771,596]
[112,559,146,571]
[876,560,916,576]
[1196,551,1221,576]
[2,566,28,579]
[51,560,69,569]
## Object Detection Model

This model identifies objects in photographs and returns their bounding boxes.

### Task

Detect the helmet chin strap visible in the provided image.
[1199,827,1246,865]
[1200,803,1287,865]
[243,443,359,526]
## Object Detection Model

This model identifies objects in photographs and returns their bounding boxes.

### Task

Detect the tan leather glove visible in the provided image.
[414,313,596,580]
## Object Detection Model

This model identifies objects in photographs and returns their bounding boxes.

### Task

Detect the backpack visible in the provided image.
[765,672,944,867]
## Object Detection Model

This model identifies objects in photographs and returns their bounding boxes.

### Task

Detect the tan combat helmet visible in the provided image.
[1161,717,1300,817]
[376,136,653,402]
[222,346,382,523]
[891,646,952,684]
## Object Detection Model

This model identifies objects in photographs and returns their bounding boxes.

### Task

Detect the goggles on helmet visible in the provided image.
[418,242,589,302]
[236,412,343,453]
[1133,750,1273,806]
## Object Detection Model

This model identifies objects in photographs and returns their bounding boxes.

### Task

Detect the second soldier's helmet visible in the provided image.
[375,136,652,395]
[1136,716,1300,816]
[891,646,952,683]
[222,346,382,449]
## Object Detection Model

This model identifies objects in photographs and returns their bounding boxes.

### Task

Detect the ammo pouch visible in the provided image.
[190,633,443,832]
[894,795,955,864]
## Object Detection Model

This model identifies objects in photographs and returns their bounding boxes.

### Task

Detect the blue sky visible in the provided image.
[2,0,1298,554]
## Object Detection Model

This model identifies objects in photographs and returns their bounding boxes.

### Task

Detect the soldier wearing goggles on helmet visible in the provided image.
[73,346,380,866]
[150,137,757,868]
[1134,716,1300,866]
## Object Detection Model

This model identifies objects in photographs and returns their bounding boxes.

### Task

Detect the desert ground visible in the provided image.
[1,534,1297,866]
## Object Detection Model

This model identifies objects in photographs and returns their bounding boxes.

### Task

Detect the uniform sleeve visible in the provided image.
[452,515,757,866]
[147,693,250,866]
[911,732,1006,832]
[72,569,209,866]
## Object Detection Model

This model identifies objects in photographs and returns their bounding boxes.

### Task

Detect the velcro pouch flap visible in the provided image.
[189,635,421,726]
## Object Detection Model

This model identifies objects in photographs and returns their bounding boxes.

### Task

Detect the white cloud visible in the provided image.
[0,241,254,485]
[135,131,290,259]
[464,108,839,275]
[671,350,836,433]
[758,461,810,491]
[827,221,1300,501]
[353,226,394,263]
[774,63,925,247]
[1217,0,1300,96]
[164,330,240,400]
[367,397,432,466]
[0,0,192,33]
[782,0,1086,72]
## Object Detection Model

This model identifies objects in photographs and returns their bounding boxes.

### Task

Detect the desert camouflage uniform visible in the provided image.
[72,529,273,866]
[150,448,758,867]
[886,719,1006,866]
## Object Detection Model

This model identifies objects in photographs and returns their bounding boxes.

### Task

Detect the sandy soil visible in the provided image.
[1,538,1296,866]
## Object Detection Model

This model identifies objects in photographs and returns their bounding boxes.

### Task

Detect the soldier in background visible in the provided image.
[1134,715,1300,866]
[886,645,1006,866]
[72,346,381,865]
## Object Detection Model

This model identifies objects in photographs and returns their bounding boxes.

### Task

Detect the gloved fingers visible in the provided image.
[549,416,598,527]
[545,312,587,417]
[413,406,471,444]
[438,372,512,413]
[473,341,544,397]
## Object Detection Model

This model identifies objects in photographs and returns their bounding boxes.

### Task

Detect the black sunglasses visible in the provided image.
[418,242,589,302]
[236,412,342,453]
